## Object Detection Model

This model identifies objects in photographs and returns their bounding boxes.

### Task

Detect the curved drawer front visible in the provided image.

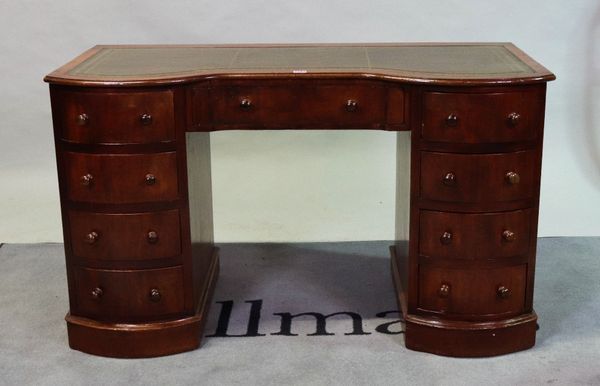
[211,83,387,128]
[420,150,536,203]
[54,89,175,144]
[64,151,178,204]
[73,266,185,321]
[422,90,542,144]
[419,209,531,260]
[68,209,182,261]
[418,265,526,317]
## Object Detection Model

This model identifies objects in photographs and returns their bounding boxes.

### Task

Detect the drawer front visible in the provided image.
[422,90,543,143]
[211,83,387,128]
[419,265,526,316]
[74,266,185,321]
[419,210,531,260]
[64,152,179,204]
[420,150,537,203]
[54,89,175,144]
[69,209,182,261]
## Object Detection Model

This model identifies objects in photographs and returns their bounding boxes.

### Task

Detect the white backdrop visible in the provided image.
[1,0,599,242]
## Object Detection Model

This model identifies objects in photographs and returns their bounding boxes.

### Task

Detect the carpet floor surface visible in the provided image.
[0,238,599,386]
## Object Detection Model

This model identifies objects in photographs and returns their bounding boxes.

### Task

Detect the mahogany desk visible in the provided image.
[44,43,555,358]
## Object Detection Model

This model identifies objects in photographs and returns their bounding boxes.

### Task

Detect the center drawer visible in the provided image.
[73,266,185,321]
[210,82,387,129]
[418,265,527,317]
[63,151,179,204]
[68,209,182,262]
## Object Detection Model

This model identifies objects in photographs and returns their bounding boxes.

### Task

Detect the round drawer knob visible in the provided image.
[85,231,99,244]
[438,283,451,298]
[445,113,458,127]
[505,171,520,185]
[502,229,516,242]
[497,286,511,299]
[507,112,521,127]
[76,113,89,126]
[145,174,156,185]
[442,172,456,186]
[147,230,159,244]
[81,173,94,187]
[91,287,103,299]
[140,113,153,125]
[345,99,358,112]
[440,231,453,245]
[149,288,161,302]
[240,98,252,110]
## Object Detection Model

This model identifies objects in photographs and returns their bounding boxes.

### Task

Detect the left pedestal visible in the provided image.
[49,85,216,358]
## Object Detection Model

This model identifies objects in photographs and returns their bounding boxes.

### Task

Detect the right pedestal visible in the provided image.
[394,84,547,357]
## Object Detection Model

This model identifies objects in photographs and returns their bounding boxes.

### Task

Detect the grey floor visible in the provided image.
[1,238,599,386]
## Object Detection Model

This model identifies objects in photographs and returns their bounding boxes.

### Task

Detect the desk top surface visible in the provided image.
[45,43,554,87]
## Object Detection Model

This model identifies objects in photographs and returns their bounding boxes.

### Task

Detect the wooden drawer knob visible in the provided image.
[440,231,453,245]
[505,171,520,185]
[76,113,89,126]
[81,173,94,187]
[502,229,516,242]
[145,174,156,185]
[91,287,103,299]
[442,172,456,186]
[149,288,161,302]
[438,283,451,298]
[85,231,99,244]
[445,113,458,127]
[345,99,358,112]
[507,112,521,127]
[497,286,511,299]
[147,230,159,244]
[140,113,153,125]
[240,98,252,110]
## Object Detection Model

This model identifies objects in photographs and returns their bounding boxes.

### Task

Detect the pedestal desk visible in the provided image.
[44,43,555,358]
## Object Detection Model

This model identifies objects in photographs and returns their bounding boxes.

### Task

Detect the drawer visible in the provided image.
[422,90,543,144]
[73,266,185,321]
[210,82,387,128]
[420,150,537,203]
[419,265,526,316]
[63,151,179,204]
[419,210,531,260]
[53,89,175,144]
[68,209,182,261]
